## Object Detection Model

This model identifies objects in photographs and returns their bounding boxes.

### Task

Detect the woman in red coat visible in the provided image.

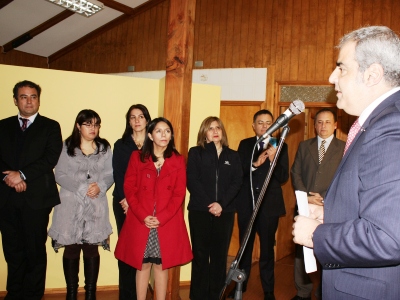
[115,117,192,300]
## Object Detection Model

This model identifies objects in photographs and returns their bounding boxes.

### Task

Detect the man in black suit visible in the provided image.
[230,109,289,300]
[290,108,345,300]
[0,80,63,300]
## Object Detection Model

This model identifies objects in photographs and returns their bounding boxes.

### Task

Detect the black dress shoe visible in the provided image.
[291,296,311,300]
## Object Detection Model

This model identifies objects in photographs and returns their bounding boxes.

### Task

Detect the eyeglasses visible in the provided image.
[82,123,101,129]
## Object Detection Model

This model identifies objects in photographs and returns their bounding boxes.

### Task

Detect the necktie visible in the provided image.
[20,118,28,131]
[343,118,361,155]
[319,140,326,164]
[258,141,265,155]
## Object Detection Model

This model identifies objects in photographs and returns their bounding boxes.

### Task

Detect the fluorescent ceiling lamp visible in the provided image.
[45,0,104,17]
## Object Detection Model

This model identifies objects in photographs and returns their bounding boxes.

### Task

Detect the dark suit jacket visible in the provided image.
[314,90,400,299]
[235,136,289,217]
[291,137,345,198]
[0,114,63,209]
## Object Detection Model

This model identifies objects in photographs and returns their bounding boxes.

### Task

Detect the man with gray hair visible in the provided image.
[293,26,400,299]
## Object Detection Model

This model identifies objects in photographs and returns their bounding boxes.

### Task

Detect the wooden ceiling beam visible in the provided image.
[100,0,135,15]
[48,0,166,63]
[0,0,13,10]
[2,10,74,53]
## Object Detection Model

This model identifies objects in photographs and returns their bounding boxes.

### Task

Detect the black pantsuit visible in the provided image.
[113,197,137,300]
[187,142,243,300]
[112,137,138,300]
[189,211,235,300]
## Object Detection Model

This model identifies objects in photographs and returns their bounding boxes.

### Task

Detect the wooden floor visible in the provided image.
[1,253,321,300]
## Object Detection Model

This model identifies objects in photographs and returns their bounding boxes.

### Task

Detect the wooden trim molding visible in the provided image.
[101,0,135,14]
[221,101,264,106]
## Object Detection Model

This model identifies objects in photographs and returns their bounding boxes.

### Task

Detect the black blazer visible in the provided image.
[187,142,243,213]
[0,114,63,209]
[112,136,139,202]
[235,136,289,217]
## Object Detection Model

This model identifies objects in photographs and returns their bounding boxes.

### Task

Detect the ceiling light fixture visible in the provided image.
[45,0,104,17]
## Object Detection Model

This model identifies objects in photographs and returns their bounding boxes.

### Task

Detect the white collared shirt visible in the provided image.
[317,134,334,151]
[358,87,400,126]
[18,112,38,129]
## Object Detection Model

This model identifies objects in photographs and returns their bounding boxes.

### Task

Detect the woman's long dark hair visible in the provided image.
[121,104,151,141]
[140,117,179,163]
[65,109,110,157]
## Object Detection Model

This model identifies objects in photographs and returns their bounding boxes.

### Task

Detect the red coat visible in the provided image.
[114,151,192,270]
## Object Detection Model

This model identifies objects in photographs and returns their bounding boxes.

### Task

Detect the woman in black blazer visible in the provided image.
[187,116,243,300]
[112,104,151,300]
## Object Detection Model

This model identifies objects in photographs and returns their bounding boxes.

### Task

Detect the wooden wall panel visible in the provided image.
[231,0,242,68]
[0,51,47,69]
[261,0,273,68]
[49,1,169,73]
[324,0,337,80]
[281,0,293,81]
[217,0,228,68]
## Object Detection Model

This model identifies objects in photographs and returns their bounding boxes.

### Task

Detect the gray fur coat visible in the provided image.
[48,143,113,246]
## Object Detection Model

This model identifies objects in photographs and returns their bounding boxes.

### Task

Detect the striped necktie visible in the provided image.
[20,118,28,131]
[319,140,326,164]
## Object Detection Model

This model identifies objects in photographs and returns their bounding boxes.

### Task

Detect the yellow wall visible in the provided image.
[0,64,220,292]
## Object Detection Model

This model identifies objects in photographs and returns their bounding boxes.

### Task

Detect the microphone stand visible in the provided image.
[219,126,290,300]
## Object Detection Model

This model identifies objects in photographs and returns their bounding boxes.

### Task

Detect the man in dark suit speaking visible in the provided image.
[0,80,62,299]
[231,109,289,300]
[293,26,400,299]
[291,108,345,300]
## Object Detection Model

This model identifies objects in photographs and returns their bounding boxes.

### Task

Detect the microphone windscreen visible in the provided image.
[290,99,305,115]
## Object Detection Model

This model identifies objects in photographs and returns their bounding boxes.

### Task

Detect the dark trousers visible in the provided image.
[0,196,51,300]
[237,207,279,294]
[189,210,235,300]
[113,198,137,300]
[294,244,313,297]
[294,244,322,298]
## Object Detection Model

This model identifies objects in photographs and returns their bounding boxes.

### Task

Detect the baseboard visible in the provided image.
[179,280,190,288]
[0,282,191,296]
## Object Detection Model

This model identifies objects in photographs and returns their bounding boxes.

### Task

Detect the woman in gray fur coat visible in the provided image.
[48,109,113,300]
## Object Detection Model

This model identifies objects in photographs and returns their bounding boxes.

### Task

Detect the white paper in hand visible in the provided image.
[295,190,317,273]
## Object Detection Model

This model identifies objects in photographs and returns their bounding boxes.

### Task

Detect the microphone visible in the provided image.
[258,99,305,143]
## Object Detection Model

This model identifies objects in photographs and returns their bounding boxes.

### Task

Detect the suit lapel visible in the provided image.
[332,90,400,181]
[247,136,258,160]
[3,117,19,167]
[20,114,46,161]
[321,138,339,165]
[308,137,319,166]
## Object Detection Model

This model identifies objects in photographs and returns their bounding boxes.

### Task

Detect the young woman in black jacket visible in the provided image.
[187,116,243,300]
